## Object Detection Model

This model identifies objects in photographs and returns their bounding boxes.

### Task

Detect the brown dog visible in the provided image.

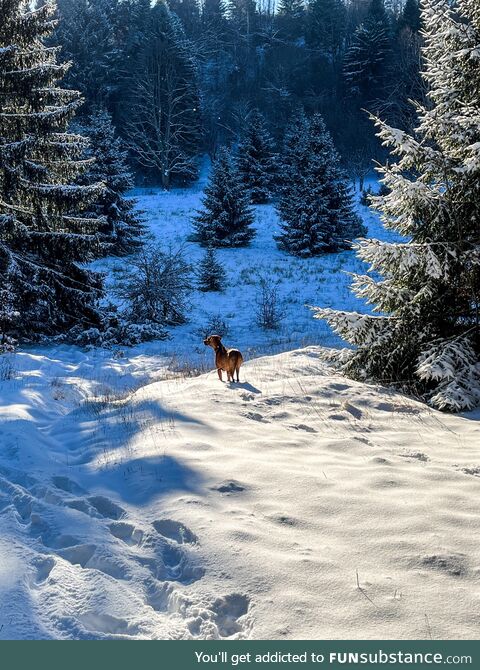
[203,334,243,383]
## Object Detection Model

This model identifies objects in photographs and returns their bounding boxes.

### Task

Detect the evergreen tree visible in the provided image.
[0,0,104,339]
[276,108,310,217]
[193,148,255,247]
[54,0,120,116]
[197,246,226,291]
[312,0,480,411]
[307,0,346,61]
[79,110,144,256]
[343,0,392,110]
[390,0,424,131]
[125,1,201,187]
[202,0,228,29]
[277,0,305,41]
[168,0,201,40]
[276,113,365,256]
[280,108,310,176]
[236,109,277,204]
[109,0,152,136]
[228,0,258,35]
[399,0,421,33]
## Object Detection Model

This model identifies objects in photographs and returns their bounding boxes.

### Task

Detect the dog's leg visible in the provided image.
[217,368,223,382]
[236,368,240,382]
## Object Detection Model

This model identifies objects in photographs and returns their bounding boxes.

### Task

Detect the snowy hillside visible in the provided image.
[1,345,480,640]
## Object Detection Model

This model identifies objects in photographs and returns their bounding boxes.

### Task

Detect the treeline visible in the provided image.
[53,0,424,186]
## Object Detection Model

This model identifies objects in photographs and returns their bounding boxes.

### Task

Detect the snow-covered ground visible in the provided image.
[1,170,479,640]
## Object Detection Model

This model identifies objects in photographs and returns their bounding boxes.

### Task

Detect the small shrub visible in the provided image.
[72,320,168,348]
[254,275,285,330]
[114,243,192,326]
[198,313,229,339]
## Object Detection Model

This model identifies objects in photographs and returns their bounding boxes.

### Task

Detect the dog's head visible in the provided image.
[203,334,222,349]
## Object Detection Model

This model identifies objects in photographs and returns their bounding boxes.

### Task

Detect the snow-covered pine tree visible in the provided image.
[275,109,310,243]
[0,0,104,339]
[276,113,366,256]
[79,110,144,256]
[193,148,255,247]
[197,246,226,292]
[312,0,480,411]
[236,109,277,204]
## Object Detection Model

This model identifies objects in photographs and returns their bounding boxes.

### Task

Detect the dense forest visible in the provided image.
[53,0,424,187]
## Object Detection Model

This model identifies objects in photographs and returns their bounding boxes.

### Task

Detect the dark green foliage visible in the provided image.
[0,0,104,339]
[237,109,277,204]
[343,0,392,111]
[197,246,226,292]
[399,0,422,33]
[79,110,144,256]
[193,148,255,248]
[277,0,305,40]
[276,113,366,256]
[55,0,120,116]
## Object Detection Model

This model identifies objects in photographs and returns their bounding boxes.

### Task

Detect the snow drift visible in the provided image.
[1,347,479,639]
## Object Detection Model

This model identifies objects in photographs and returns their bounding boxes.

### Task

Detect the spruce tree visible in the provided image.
[312,0,480,411]
[276,114,365,256]
[54,0,119,116]
[277,0,305,41]
[399,0,421,33]
[280,109,310,179]
[193,148,255,247]
[237,109,277,204]
[80,110,144,256]
[307,0,346,62]
[343,0,392,110]
[0,0,104,339]
[197,246,226,292]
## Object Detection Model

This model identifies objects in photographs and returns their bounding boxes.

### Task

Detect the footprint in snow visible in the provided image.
[289,424,317,433]
[341,401,363,419]
[243,412,269,423]
[153,519,198,545]
[31,556,55,585]
[87,496,125,520]
[108,521,144,546]
[460,466,480,477]
[78,612,139,637]
[211,593,250,638]
[51,476,86,495]
[211,480,246,494]
[400,451,429,462]
[419,553,468,577]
